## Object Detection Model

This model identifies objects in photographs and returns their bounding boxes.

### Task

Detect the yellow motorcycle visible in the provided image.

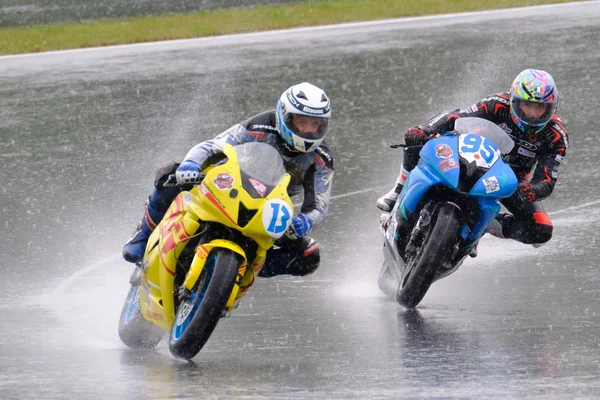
[118,142,294,359]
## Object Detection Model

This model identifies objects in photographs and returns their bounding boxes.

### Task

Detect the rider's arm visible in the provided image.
[420,92,507,134]
[300,146,334,227]
[182,124,246,166]
[529,117,569,201]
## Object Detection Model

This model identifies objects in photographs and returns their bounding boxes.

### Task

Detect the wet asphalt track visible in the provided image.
[1,2,600,398]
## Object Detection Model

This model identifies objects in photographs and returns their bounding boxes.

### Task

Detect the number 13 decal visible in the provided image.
[263,199,293,238]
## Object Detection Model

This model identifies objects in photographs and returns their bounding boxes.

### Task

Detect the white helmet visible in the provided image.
[275,82,331,153]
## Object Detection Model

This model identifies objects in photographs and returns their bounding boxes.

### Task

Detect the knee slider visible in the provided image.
[533,223,553,244]
[292,239,320,276]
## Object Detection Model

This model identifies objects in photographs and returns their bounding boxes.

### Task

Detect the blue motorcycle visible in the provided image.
[378,117,518,308]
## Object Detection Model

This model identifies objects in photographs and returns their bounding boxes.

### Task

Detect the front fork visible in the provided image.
[179,239,269,313]
[402,202,472,270]
[180,239,247,310]
[404,206,432,261]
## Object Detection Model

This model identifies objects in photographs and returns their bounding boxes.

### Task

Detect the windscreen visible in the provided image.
[454,117,515,154]
[235,142,286,186]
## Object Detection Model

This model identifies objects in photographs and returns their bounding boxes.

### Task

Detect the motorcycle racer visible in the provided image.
[123,82,334,277]
[376,69,568,246]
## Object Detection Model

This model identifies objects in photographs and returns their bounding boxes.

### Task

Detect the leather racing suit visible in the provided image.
[404,92,569,244]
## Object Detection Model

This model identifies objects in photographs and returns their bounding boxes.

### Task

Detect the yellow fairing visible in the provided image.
[138,143,293,331]
[139,194,202,331]
[188,144,293,251]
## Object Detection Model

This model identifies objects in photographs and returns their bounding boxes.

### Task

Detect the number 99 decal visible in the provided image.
[458,134,500,168]
[262,199,293,239]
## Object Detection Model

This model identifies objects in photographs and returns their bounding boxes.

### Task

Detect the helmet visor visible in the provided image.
[512,98,555,127]
[284,113,329,141]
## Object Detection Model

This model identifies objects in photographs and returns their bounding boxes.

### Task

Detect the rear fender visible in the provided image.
[183,239,248,309]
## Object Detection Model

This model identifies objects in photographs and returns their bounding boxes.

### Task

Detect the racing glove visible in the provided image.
[516,181,536,202]
[405,127,435,146]
[287,213,313,239]
[175,160,202,184]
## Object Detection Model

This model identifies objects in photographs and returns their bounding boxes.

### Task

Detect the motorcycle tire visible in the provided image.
[169,248,243,360]
[396,203,461,308]
[118,284,165,349]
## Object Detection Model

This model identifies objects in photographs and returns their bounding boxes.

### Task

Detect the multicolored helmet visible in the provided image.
[276,82,331,153]
[510,69,558,135]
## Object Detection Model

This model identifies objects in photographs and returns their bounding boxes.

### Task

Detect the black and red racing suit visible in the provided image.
[403,92,569,244]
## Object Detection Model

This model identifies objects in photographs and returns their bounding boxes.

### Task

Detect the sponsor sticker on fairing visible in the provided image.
[551,171,558,178]
[555,154,563,162]
[213,173,234,190]
[438,158,458,172]
[249,178,267,197]
[483,176,500,193]
[435,143,453,158]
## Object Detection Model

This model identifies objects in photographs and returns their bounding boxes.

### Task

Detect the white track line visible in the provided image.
[547,199,600,216]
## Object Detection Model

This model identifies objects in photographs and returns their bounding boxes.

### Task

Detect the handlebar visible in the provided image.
[389,133,448,149]
[389,144,424,149]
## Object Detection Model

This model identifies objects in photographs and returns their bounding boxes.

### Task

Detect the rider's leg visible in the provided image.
[376,165,410,212]
[122,162,182,263]
[258,236,320,277]
[376,147,421,212]
[487,197,553,245]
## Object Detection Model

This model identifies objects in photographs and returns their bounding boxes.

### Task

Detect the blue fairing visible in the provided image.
[400,136,460,216]
[421,136,461,188]
[398,134,518,242]
[470,161,519,198]
[470,197,501,240]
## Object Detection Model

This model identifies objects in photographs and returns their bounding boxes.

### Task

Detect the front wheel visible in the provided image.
[169,248,243,360]
[396,203,461,308]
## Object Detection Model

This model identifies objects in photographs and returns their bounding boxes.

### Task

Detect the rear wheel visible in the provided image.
[396,203,461,308]
[169,248,243,360]
[118,279,164,349]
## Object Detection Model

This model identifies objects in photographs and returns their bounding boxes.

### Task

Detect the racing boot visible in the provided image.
[377,166,410,212]
[376,183,403,213]
[122,199,165,263]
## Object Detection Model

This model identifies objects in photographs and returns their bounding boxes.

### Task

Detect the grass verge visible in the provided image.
[0,0,576,55]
